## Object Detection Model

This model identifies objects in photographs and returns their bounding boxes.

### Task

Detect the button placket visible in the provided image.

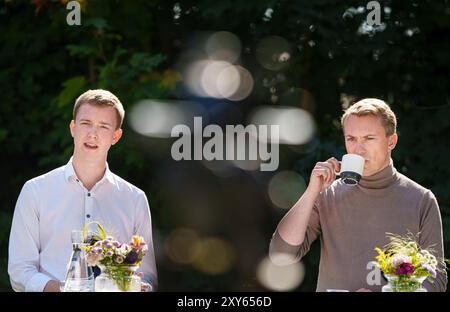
[85,191,93,223]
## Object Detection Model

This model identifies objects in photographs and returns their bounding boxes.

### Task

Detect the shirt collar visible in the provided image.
[64,156,115,186]
[103,162,115,185]
[64,157,77,182]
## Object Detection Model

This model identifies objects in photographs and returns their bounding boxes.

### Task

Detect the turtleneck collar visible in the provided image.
[358,159,398,189]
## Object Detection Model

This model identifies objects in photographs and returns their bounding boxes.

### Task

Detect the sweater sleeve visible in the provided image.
[269,199,322,265]
[418,190,447,292]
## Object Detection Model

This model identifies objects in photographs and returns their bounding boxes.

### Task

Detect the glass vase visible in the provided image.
[95,264,141,292]
[381,274,427,292]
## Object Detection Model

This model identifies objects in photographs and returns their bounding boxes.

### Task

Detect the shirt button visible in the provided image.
[86,214,91,218]
[87,193,91,197]
[76,179,79,182]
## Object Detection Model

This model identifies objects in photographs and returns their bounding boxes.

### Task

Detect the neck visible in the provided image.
[72,153,107,190]
[358,159,398,189]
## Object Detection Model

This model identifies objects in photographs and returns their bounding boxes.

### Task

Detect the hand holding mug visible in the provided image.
[309,154,365,194]
[309,157,341,193]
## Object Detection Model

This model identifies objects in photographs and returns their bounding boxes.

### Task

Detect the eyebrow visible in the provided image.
[345,134,378,138]
[79,119,112,126]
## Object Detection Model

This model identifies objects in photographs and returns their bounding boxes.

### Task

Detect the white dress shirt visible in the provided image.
[8,157,158,292]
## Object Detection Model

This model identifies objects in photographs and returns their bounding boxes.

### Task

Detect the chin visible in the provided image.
[362,168,374,177]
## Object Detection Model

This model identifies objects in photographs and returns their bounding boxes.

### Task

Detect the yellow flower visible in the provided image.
[130,235,144,248]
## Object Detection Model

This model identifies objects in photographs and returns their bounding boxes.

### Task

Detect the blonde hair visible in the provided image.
[341,98,397,136]
[73,89,125,129]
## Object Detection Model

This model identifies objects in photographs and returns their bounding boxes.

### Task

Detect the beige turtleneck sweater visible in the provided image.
[269,161,447,292]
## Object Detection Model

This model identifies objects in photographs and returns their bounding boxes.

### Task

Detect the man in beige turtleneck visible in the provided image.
[269,98,447,292]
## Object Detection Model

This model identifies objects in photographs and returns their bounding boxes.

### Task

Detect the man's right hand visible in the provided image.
[308,157,341,194]
[274,157,341,246]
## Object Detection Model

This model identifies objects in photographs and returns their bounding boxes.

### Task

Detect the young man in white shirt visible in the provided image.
[8,89,157,292]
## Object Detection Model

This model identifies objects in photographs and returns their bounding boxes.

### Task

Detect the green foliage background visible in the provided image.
[0,0,449,291]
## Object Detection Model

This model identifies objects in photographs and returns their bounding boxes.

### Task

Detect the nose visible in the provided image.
[87,126,98,139]
[353,143,366,156]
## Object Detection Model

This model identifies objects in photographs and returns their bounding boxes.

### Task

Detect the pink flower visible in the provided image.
[395,262,415,275]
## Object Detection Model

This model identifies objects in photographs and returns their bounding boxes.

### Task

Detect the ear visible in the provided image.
[388,133,398,151]
[69,120,75,138]
[112,128,123,145]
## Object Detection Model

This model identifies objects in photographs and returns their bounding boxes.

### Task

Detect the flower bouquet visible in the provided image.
[375,232,445,292]
[82,222,148,292]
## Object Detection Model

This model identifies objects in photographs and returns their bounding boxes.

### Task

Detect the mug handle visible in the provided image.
[334,161,342,176]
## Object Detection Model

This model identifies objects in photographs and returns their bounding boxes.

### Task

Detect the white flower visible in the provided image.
[118,244,131,255]
[115,255,124,264]
[391,255,412,268]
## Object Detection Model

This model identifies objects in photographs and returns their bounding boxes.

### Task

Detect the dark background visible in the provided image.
[0,0,449,291]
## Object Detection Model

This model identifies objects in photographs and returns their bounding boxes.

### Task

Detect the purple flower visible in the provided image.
[93,247,103,254]
[86,251,103,267]
[422,264,437,278]
[125,251,139,264]
[395,262,415,275]
[105,250,114,257]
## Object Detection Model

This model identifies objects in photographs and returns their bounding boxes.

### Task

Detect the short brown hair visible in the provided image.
[73,89,125,129]
[341,98,397,136]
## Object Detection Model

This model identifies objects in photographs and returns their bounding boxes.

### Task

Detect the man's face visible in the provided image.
[343,114,397,176]
[70,103,122,161]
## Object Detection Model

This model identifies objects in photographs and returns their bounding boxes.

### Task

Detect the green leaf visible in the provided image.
[57,76,86,108]
[66,45,96,57]
[84,17,109,30]
[98,48,127,88]
[129,53,166,72]
[83,221,106,242]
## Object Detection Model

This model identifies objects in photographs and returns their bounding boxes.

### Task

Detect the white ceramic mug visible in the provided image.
[336,154,365,185]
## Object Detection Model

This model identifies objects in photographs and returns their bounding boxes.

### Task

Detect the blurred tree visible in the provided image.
[0,0,448,291]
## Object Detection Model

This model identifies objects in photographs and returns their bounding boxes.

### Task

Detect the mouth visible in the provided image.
[84,143,99,150]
